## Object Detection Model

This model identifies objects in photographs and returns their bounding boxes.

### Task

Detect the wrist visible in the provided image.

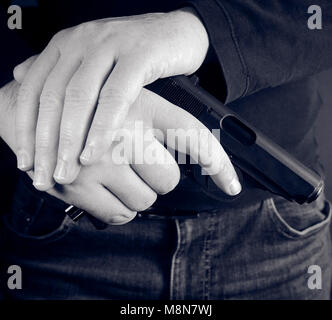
[0,81,19,152]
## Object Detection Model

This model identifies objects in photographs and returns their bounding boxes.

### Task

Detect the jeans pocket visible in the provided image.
[264,194,331,239]
[2,173,75,243]
[3,212,74,243]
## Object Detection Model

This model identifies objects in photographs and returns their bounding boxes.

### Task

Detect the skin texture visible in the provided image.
[14,9,210,189]
[1,80,240,224]
[13,8,241,192]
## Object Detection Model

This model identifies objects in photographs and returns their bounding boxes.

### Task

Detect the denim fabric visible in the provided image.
[170,197,332,299]
[0,176,331,300]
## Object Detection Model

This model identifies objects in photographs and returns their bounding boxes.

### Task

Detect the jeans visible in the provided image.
[0,174,331,300]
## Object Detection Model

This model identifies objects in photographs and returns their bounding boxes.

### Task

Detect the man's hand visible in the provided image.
[0,80,19,149]
[14,8,210,190]
[1,80,241,224]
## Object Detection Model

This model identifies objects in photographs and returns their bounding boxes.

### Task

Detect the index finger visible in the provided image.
[145,89,242,196]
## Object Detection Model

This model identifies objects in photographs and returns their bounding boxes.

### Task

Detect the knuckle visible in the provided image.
[63,23,97,48]
[98,87,130,107]
[65,86,95,106]
[35,140,51,153]
[218,158,229,174]
[207,156,229,177]
[91,118,109,134]
[79,59,97,73]
[59,128,75,152]
[73,22,95,35]
[17,83,33,105]
[219,156,232,175]
[13,64,24,82]
[40,90,61,110]
[35,130,56,152]
[52,28,70,44]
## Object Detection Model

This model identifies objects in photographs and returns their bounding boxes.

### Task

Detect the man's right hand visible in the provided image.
[1,80,241,224]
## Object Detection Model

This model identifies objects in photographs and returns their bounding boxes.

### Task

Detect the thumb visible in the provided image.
[145,89,242,196]
[13,55,39,84]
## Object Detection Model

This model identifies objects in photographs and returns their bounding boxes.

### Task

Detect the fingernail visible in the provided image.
[17,151,29,170]
[54,160,68,182]
[80,146,93,165]
[33,169,46,187]
[110,214,135,225]
[229,178,242,195]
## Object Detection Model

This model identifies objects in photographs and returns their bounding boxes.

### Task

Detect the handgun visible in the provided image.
[147,75,323,204]
[65,75,324,225]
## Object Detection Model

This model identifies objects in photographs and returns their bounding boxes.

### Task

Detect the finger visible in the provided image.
[80,57,146,165]
[16,44,60,171]
[146,89,241,196]
[33,57,81,191]
[13,55,39,84]
[53,52,115,184]
[49,184,137,225]
[128,132,180,195]
[101,159,157,212]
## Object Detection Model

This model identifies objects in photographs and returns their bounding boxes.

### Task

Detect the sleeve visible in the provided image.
[186,0,332,103]
[0,6,35,87]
